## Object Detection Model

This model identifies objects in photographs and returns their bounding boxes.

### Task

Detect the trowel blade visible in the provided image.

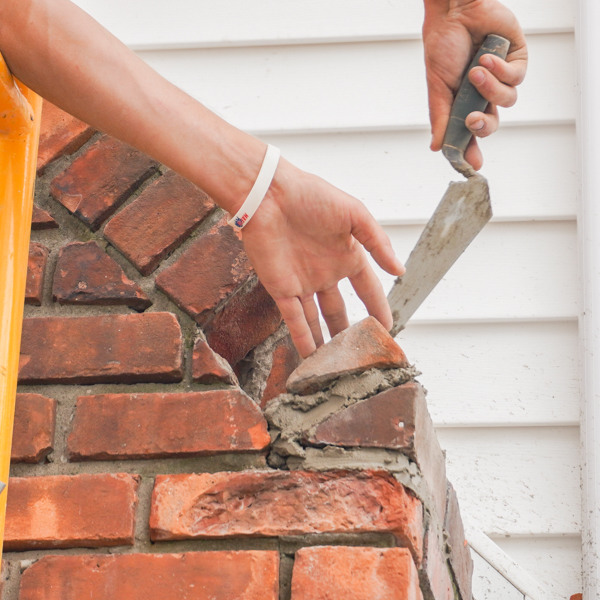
[388,173,491,337]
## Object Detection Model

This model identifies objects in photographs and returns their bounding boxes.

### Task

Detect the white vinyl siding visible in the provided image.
[73,1,581,597]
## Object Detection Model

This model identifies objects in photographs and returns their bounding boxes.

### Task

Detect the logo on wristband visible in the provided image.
[234,213,249,228]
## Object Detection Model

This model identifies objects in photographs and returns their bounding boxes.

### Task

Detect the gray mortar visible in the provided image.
[265,366,419,460]
[239,322,291,402]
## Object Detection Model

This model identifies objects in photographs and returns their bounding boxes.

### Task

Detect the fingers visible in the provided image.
[317,285,349,338]
[465,104,499,139]
[276,296,316,359]
[351,202,405,277]
[300,294,324,348]
[480,53,527,87]
[428,76,455,152]
[349,262,393,332]
[468,65,517,109]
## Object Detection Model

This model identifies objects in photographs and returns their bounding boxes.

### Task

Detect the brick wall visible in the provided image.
[3,101,472,600]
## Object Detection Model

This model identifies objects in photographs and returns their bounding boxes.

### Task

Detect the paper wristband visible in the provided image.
[227,144,281,230]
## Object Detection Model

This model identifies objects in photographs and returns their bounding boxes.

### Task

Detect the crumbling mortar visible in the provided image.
[239,322,291,402]
[264,366,420,462]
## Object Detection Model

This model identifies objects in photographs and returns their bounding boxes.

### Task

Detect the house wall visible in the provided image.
[72,1,581,597]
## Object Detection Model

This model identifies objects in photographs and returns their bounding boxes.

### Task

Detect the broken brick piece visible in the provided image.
[19,312,182,385]
[4,473,139,551]
[19,551,279,600]
[150,470,423,563]
[52,241,151,310]
[155,217,252,324]
[205,279,282,367]
[286,316,409,395]
[50,135,158,230]
[192,338,238,385]
[261,335,300,408]
[25,242,49,305]
[31,205,59,230]
[291,546,423,600]
[12,393,56,463]
[37,100,95,175]
[104,170,215,275]
[67,390,270,461]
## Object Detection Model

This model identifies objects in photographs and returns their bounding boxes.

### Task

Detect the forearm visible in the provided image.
[0,0,264,213]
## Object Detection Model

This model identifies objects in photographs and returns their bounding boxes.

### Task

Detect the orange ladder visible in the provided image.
[0,52,42,561]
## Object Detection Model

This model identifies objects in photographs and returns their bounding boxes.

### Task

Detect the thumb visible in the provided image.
[427,74,454,152]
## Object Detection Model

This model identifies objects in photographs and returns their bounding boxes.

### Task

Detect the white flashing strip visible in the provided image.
[577,1,600,599]
[465,523,550,600]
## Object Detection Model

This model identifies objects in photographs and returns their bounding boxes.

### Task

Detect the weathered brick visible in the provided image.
[24,243,49,305]
[287,317,408,395]
[18,312,182,385]
[68,390,270,461]
[150,470,423,562]
[12,393,56,463]
[37,100,95,175]
[50,135,158,230]
[444,483,473,600]
[192,339,238,385]
[261,335,299,408]
[31,205,58,230]
[206,279,282,367]
[4,473,139,551]
[423,527,454,600]
[104,170,215,275]
[291,546,423,600]
[52,241,151,310]
[155,217,252,324]
[19,551,279,600]
[307,382,447,520]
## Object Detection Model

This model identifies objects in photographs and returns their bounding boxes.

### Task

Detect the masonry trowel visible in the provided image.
[388,35,510,336]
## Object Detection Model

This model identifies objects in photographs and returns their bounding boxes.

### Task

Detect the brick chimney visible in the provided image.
[3,101,472,600]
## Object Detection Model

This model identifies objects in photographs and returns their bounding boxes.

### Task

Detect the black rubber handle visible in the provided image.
[442,34,510,177]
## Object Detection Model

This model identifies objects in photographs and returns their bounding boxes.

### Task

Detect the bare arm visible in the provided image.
[0,0,404,357]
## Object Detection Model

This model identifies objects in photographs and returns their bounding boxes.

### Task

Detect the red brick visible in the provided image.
[52,241,151,310]
[12,393,56,463]
[31,205,58,230]
[18,312,182,385]
[571,595,583,600]
[104,170,215,275]
[68,390,270,461]
[206,279,282,367]
[50,135,158,230]
[150,470,423,562]
[4,473,139,551]
[287,316,409,395]
[423,528,454,600]
[308,382,447,520]
[19,551,279,600]
[261,335,300,408]
[37,100,95,174]
[24,243,49,305]
[291,546,423,600]
[444,483,473,600]
[155,217,252,324]
[192,339,238,385]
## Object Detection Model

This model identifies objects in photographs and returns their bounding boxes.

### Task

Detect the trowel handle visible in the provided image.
[442,34,510,177]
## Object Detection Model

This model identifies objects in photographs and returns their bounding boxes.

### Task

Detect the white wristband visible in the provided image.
[228,144,281,230]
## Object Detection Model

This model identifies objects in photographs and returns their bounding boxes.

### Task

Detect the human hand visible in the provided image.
[423,0,528,169]
[241,159,405,358]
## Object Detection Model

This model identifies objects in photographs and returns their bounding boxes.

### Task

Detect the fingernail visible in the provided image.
[480,54,494,69]
[470,69,485,84]
[470,120,485,131]
[430,134,435,149]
